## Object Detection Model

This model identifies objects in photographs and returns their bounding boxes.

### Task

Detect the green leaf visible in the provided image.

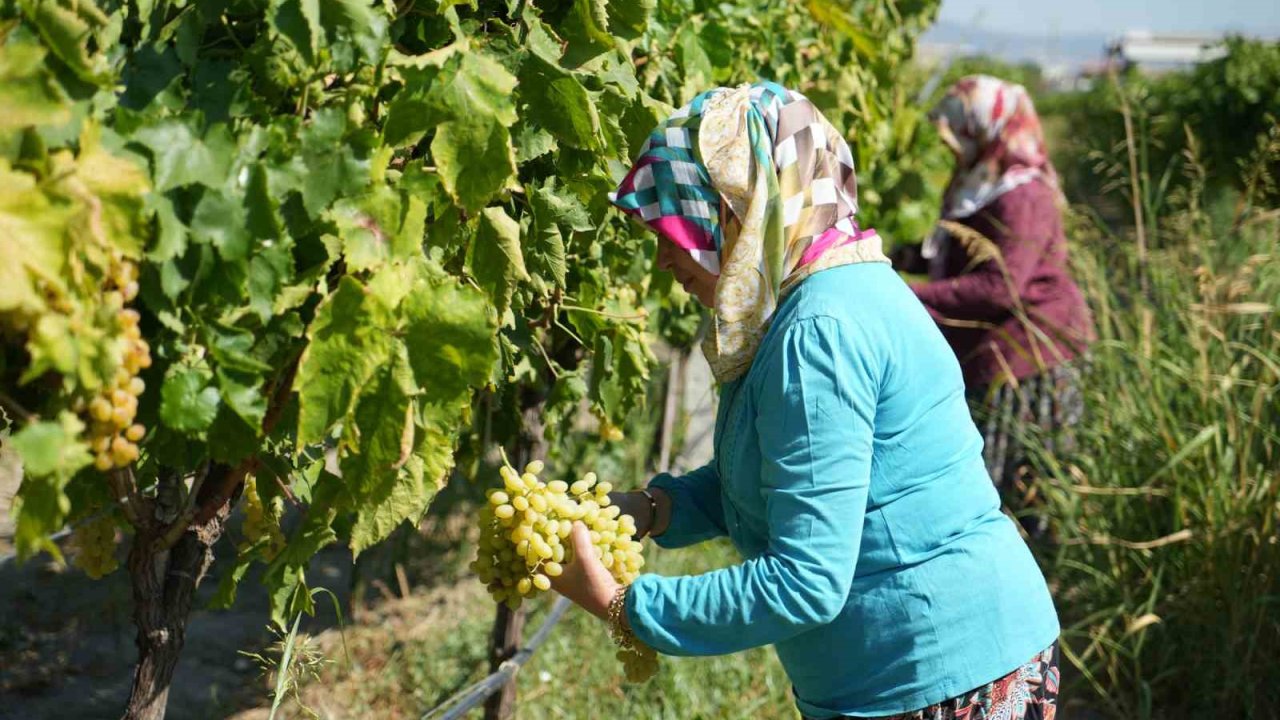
[298,108,371,218]
[270,0,323,63]
[606,0,653,39]
[8,413,91,560]
[159,366,222,435]
[519,50,602,150]
[190,189,250,262]
[131,120,235,192]
[431,120,516,214]
[469,207,528,315]
[558,0,615,68]
[217,369,267,428]
[328,186,424,272]
[514,123,558,163]
[208,550,255,609]
[247,243,295,323]
[341,342,418,554]
[401,276,496,402]
[18,0,110,83]
[0,42,71,132]
[384,49,516,146]
[320,0,389,65]
[10,412,91,479]
[295,276,394,447]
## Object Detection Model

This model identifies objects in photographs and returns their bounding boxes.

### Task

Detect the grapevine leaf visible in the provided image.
[260,471,342,620]
[606,0,654,39]
[385,49,516,145]
[532,183,594,232]
[131,120,235,192]
[8,413,91,560]
[342,343,422,555]
[145,192,187,262]
[558,0,614,68]
[676,24,713,88]
[208,550,255,609]
[0,42,71,131]
[431,120,516,214]
[328,187,423,272]
[401,276,497,402]
[295,276,394,447]
[205,324,274,373]
[269,0,323,63]
[191,189,250,262]
[208,406,260,464]
[247,243,295,323]
[514,123,558,163]
[9,412,91,479]
[526,220,566,292]
[56,125,150,256]
[518,50,602,150]
[469,207,528,315]
[0,164,71,316]
[217,368,267,428]
[319,0,389,65]
[18,0,110,83]
[298,108,371,218]
[159,366,222,435]
[428,51,519,127]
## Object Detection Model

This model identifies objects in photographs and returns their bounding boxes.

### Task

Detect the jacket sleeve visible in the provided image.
[646,463,727,549]
[626,317,876,655]
[912,185,1055,320]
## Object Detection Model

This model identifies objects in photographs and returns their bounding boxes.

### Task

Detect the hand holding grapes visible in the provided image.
[472,459,658,680]
[549,521,623,622]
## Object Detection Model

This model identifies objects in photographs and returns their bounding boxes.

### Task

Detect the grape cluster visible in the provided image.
[472,460,659,680]
[70,514,119,579]
[87,258,151,472]
[239,475,286,560]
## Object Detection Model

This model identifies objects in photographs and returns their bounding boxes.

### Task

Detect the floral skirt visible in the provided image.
[968,362,1085,539]
[805,643,1060,720]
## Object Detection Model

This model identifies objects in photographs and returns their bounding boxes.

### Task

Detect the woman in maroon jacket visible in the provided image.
[899,75,1094,537]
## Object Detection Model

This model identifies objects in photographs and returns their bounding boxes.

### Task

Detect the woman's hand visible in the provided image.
[607,488,672,539]
[549,522,621,621]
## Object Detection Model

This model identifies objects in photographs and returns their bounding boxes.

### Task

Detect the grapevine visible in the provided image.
[472,458,657,681]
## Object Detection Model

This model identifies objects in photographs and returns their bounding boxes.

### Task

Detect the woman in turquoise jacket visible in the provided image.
[551,82,1060,720]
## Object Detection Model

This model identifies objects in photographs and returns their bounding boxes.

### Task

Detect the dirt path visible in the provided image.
[0,531,354,720]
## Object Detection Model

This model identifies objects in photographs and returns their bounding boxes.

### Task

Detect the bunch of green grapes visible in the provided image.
[69,513,119,579]
[471,459,657,680]
[239,475,286,560]
[87,257,152,471]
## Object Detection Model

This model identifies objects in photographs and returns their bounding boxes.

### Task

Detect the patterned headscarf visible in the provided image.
[922,75,1058,271]
[612,81,887,382]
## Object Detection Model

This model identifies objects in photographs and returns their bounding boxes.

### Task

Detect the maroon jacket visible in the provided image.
[910,180,1095,388]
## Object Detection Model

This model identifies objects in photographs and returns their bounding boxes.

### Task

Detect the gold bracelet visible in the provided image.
[606,584,638,650]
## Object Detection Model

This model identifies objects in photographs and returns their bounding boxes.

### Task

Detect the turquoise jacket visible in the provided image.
[626,262,1059,718]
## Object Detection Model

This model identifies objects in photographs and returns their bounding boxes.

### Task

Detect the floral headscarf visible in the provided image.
[922,75,1058,270]
[611,81,887,382]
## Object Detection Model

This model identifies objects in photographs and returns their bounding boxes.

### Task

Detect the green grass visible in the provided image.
[263,532,796,720]
[1021,115,1280,719]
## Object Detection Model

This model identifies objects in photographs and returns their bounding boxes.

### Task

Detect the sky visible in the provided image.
[934,0,1280,38]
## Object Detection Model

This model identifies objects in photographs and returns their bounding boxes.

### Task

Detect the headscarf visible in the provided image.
[611,81,888,383]
[922,75,1058,273]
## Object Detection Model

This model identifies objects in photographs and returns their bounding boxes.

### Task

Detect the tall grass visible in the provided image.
[1030,116,1280,719]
